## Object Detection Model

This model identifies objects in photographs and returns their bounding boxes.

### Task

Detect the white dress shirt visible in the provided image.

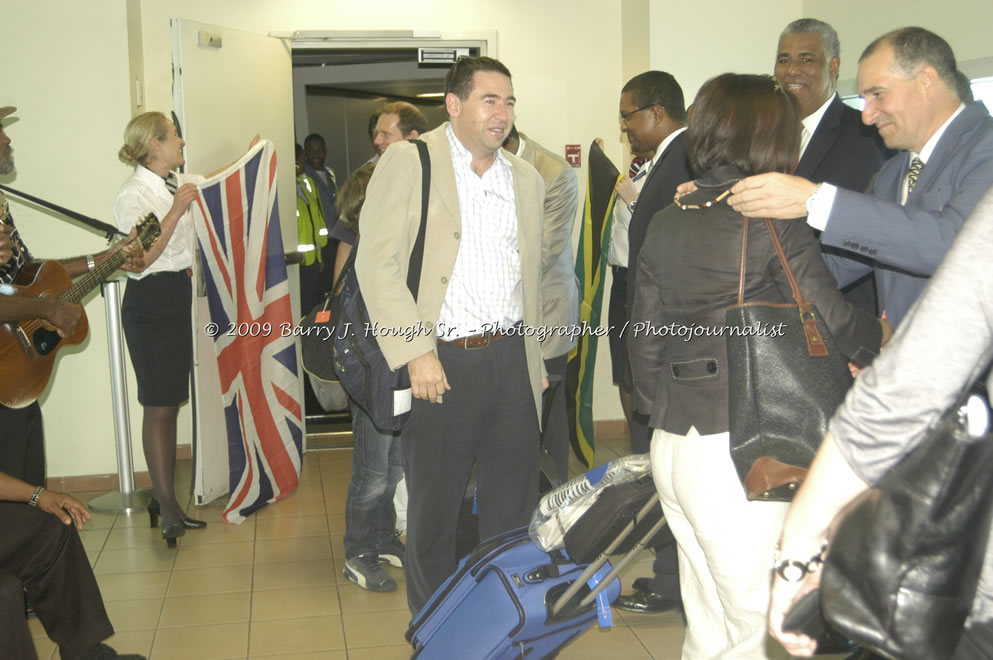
[807,104,966,226]
[113,165,204,278]
[607,127,686,267]
[436,124,521,339]
[799,94,834,160]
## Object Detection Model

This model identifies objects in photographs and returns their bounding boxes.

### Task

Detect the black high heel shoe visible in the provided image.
[148,498,208,529]
[162,522,185,548]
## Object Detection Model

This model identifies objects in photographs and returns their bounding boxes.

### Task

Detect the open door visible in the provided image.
[171,19,300,505]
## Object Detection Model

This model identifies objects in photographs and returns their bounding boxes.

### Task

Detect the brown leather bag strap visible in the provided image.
[764,218,807,306]
[763,218,829,357]
[736,217,750,304]
[735,215,828,357]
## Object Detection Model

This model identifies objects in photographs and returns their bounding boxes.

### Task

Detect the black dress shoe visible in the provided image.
[161,522,185,549]
[632,577,657,595]
[75,641,146,659]
[614,591,683,614]
[149,498,207,529]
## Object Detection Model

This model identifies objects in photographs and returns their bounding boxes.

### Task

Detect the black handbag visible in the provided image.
[300,293,337,383]
[327,139,430,432]
[727,218,854,501]
[821,386,993,660]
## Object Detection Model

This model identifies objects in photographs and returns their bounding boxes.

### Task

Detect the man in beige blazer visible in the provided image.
[355,56,547,614]
[503,126,579,483]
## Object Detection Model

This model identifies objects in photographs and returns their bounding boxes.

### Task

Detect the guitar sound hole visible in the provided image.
[32,327,62,356]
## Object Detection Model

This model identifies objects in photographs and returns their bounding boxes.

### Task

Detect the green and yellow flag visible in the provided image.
[566,142,621,467]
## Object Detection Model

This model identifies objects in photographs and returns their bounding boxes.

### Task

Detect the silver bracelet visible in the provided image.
[773,541,828,583]
[86,254,96,272]
[28,486,44,507]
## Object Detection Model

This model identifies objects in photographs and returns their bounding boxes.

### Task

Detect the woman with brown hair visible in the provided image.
[628,74,888,658]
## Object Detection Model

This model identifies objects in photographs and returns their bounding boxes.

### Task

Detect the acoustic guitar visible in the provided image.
[0,213,161,408]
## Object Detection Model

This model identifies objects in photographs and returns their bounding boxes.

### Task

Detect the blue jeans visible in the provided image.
[343,399,404,558]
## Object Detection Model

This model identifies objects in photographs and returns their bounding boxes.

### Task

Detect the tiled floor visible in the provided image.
[29,434,688,659]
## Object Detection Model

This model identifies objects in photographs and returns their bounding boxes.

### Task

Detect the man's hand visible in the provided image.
[674,180,698,201]
[108,227,146,273]
[728,173,817,219]
[408,350,451,403]
[768,561,823,657]
[37,489,91,530]
[615,177,637,207]
[44,299,84,338]
[0,224,14,267]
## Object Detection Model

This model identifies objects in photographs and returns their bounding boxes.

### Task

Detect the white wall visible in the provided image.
[1,1,136,478]
[648,0,802,107]
[802,0,993,84]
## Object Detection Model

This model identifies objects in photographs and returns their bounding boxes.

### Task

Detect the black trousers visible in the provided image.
[0,402,45,485]
[542,354,570,484]
[0,503,114,659]
[403,335,540,614]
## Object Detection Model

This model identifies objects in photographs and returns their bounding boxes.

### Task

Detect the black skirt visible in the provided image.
[121,272,193,406]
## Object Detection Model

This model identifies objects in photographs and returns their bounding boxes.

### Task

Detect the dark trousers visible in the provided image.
[0,402,45,485]
[0,503,114,660]
[403,335,540,614]
[542,354,570,484]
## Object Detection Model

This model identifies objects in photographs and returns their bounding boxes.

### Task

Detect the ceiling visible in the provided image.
[291,47,457,100]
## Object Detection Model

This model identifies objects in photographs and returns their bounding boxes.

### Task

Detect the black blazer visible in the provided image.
[795,94,892,190]
[629,165,882,434]
[625,130,693,316]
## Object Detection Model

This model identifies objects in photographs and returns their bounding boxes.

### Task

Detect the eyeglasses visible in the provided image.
[620,104,660,123]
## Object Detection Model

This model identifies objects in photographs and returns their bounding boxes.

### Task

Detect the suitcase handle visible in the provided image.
[551,493,664,616]
[476,565,527,638]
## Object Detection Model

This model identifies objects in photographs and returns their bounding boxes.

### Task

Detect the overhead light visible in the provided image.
[416,92,445,98]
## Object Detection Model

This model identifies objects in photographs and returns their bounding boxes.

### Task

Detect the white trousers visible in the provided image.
[651,427,791,660]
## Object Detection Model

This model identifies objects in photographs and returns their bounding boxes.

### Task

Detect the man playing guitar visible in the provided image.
[0,105,144,485]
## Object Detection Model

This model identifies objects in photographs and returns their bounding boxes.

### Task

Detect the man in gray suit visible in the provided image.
[356,56,547,614]
[729,26,993,328]
[502,125,579,483]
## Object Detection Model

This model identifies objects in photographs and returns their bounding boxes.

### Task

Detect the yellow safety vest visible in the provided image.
[296,174,328,267]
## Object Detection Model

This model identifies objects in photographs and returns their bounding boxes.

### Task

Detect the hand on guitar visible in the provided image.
[0,223,14,268]
[44,299,84,338]
[104,226,146,273]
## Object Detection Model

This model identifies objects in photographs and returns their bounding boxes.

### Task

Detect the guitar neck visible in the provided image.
[58,249,128,303]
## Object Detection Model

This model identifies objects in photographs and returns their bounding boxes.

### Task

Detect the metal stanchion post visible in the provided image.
[87,279,151,513]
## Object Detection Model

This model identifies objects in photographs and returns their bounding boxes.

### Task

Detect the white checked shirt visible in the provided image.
[437,124,521,339]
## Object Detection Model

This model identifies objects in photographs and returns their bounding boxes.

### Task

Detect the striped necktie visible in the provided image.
[164,172,178,196]
[906,157,924,194]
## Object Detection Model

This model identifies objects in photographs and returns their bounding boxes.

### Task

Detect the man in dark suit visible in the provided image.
[730,27,993,329]
[605,71,692,615]
[775,19,892,315]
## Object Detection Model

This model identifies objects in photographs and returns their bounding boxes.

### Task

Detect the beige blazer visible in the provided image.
[518,133,580,360]
[355,123,547,423]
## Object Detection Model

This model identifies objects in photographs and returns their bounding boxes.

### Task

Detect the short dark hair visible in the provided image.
[860,27,958,95]
[444,56,512,101]
[621,71,686,122]
[380,101,428,136]
[295,142,304,159]
[781,18,840,60]
[367,112,380,140]
[686,73,801,177]
[955,70,975,103]
[303,133,325,148]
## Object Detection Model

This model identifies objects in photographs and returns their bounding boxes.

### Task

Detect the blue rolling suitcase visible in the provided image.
[406,527,622,659]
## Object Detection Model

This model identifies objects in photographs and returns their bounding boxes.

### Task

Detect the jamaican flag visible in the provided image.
[566,141,621,467]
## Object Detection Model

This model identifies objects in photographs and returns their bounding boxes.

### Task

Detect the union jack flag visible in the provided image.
[193,140,303,524]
